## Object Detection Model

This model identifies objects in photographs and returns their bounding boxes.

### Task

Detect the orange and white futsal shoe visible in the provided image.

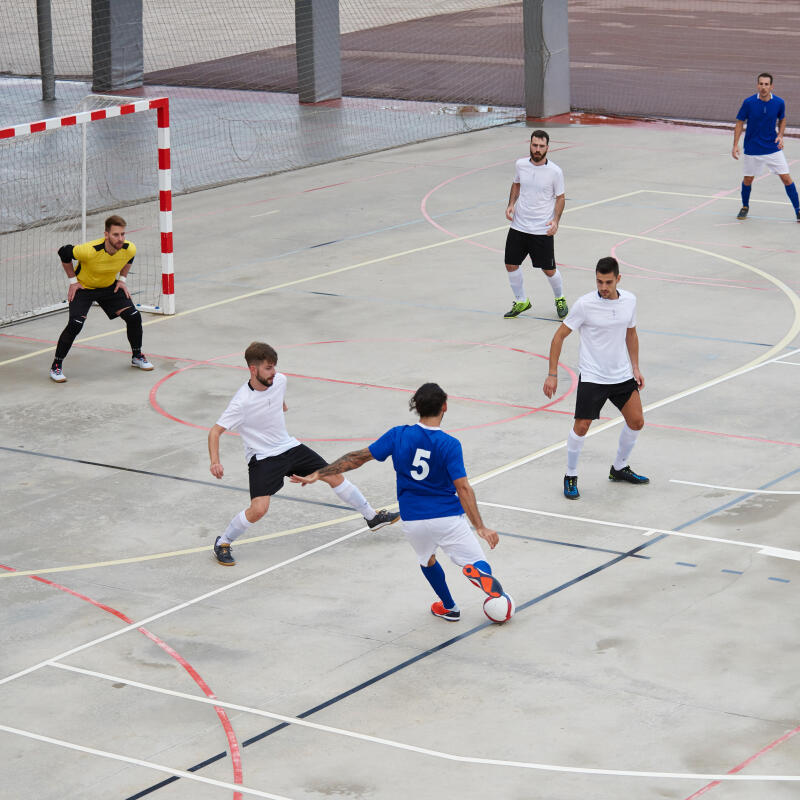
[462,564,504,598]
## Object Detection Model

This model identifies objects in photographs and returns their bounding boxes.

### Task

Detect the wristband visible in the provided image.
[68,277,78,285]
[548,373,557,377]
[117,276,127,283]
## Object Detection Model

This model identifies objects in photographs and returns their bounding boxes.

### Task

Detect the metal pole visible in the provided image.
[82,123,87,242]
[36,0,56,101]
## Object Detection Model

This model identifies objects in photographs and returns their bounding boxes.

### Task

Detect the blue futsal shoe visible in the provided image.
[563,475,579,499]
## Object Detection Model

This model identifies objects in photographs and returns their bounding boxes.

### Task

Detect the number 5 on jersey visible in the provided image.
[410,448,431,480]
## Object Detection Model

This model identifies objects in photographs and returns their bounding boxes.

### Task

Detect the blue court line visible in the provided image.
[126,533,668,800]
[768,577,791,584]
[672,465,800,530]
[722,569,743,575]
[0,446,349,512]
[499,529,650,559]
[675,562,697,567]
[126,467,800,798]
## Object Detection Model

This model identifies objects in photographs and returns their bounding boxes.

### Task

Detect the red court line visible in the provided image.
[0,563,243,798]
[683,725,800,799]
[648,421,799,449]
[147,339,579,439]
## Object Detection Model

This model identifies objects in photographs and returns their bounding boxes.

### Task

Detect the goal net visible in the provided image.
[0,96,174,327]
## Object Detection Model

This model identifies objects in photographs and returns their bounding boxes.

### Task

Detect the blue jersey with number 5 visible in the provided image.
[368,423,466,520]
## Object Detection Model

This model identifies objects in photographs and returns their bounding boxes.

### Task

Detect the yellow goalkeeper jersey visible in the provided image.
[73,238,136,289]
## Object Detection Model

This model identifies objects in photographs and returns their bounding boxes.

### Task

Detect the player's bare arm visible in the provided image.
[546,193,566,236]
[626,326,644,389]
[291,447,374,485]
[777,117,787,149]
[543,323,571,398]
[732,120,744,159]
[505,182,520,221]
[208,423,226,479]
[114,262,133,298]
[453,477,498,549]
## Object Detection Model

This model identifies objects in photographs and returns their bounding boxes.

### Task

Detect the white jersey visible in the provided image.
[216,372,300,462]
[510,157,565,235]
[563,289,637,384]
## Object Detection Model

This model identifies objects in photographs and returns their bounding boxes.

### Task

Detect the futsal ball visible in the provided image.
[483,593,515,623]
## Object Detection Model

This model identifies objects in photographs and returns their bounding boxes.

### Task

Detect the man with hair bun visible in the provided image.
[209,342,399,566]
[293,382,507,621]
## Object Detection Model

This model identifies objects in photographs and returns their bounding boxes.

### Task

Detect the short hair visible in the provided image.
[757,72,773,84]
[244,341,278,366]
[530,129,550,144]
[409,382,447,418]
[105,214,126,231]
[596,256,619,276]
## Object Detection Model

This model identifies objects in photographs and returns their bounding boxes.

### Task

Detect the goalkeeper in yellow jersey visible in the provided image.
[50,215,154,382]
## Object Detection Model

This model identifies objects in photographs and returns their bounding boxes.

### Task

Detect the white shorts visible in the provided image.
[401,514,485,567]
[742,150,790,177]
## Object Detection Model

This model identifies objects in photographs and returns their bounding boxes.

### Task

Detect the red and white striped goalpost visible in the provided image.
[0,96,175,316]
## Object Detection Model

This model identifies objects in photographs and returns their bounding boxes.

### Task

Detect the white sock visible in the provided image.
[220,509,252,544]
[566,429,586,476]
[546,269,564,298]
[332,478,376,519]
[613,424,640,471]
[507,268,526,302]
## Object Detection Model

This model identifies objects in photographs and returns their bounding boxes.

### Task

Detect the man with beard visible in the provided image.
[208,341,399,565]
[502,129,568,320]
[543,257,648,500]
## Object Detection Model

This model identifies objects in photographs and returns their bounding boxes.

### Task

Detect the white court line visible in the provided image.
[0,526,368,688]
[470,347,800,485]
[773,360,800,366]
[0,724,290,799]
[17,663,795,784]
[251,209,280,218]
[670,480,800,495]
[478,501,800,561]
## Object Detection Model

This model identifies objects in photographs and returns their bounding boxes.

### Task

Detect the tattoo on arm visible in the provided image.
[318,448,373,476]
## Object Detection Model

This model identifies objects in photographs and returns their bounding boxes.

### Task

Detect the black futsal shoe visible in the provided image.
[608,465,650,484]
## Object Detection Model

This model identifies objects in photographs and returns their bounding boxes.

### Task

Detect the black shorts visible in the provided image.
[248,444,328,499]
[504,228,555,269]
[574,377,638,420]
[70,284,136,320]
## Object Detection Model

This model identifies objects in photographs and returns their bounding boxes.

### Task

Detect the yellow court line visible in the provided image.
[0,189,645,368]
[5,201,798,579]
[644,189,786,206]
[0,510,398,579]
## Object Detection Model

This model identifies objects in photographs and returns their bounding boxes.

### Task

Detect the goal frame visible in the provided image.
[0,96,174,318]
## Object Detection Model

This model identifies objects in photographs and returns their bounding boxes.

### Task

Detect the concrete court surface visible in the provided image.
[1,119,799,799]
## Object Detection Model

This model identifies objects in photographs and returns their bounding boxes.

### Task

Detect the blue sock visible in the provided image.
[741,182,751,207]
[420,562,456,609]
[473,559,492,574]
[785,182,800,211]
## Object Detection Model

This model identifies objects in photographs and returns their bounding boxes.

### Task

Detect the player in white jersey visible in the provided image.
[208,342,399,565]
[292,382,507,622]
[502,129,568,320]
[543,257,649,499]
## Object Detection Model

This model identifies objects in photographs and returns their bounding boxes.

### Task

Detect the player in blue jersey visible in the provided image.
[732,72,800,222]
[292,382,506,621]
